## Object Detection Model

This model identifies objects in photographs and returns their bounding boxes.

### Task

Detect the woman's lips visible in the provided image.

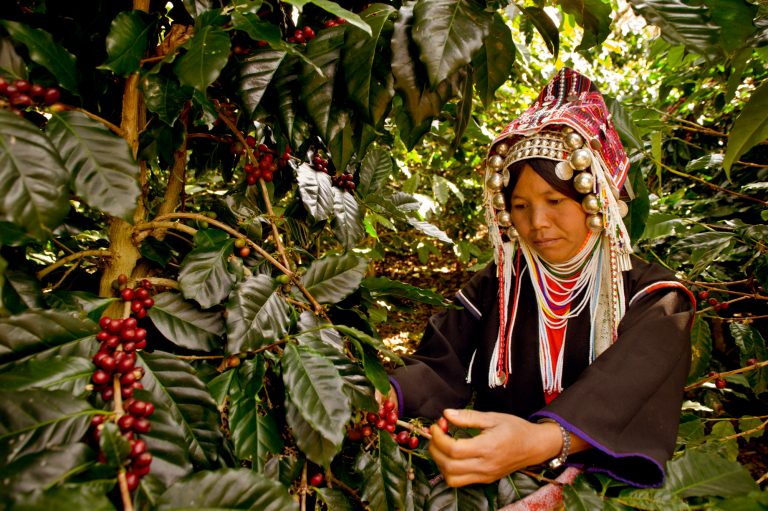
[533,238,560,249]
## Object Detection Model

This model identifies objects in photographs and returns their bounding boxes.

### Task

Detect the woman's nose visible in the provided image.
[529,205,551,229]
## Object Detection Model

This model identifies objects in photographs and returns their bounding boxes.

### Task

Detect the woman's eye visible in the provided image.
[512,203,526,210]
[549,198,563,206]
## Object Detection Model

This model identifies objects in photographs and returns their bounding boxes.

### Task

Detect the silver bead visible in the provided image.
[617,200,629,218]
[492,192,506,210]
[564,132,583,150]
[569,148,592,170]
[486,173,504,192]
[497,210,512,227]
[496,142,510,156]
[561,126,574,134]
[586,213,604,231]
[555,161,573,180]
[573,172,594,194]
[508,226,519,239]
[489,154,504,171]
[581,194,600,214]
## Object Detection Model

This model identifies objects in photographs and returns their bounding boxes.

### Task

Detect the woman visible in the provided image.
[387,68,695,489]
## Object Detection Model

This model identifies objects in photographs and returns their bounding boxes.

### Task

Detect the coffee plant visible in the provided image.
[0,0,767,510]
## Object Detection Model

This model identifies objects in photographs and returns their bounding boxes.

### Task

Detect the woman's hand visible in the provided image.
[427,409,564,487]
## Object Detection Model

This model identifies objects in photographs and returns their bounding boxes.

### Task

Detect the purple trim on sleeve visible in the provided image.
[456,290,482,320]
[389,377,404,418]
[530,410,665,488]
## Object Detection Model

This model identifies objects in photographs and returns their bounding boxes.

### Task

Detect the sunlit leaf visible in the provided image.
[174,24,230,93]
[664,450,758,498]
[358,146,393,197]
[560,0,613,50]
[331,188,365,250]
[0,309,97,365]
[724,81,768,177]
[300,253,368,304]
[148,292,225,352]
[296,162,335,221]
[729,322,768,394]
[225,274,291,353]
[178,229,237,309]
[474,13,515,108]
[100,10,154,76]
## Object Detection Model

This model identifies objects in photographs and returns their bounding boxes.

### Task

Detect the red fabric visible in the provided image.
[542,273,577,404]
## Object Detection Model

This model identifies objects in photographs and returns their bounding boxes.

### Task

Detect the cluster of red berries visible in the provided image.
[93,316,148,401]
[0,77,61,113]
[311,153,332,175]
[120,279,155,319]
[698,290,729,313]
[346,399,434,450]
[243,139,290,184]
[331,173,356,193]
[322,17,347,28]
[287,25,316,44]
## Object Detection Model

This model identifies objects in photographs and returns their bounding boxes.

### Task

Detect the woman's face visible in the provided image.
[509,164,589,264]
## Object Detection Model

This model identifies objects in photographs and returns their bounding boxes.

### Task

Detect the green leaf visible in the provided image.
[300,26,345,141]
[100,11,154,76]
[0,389,95,465]
[0,36,27,79]
[624,165,650,243]
[523,7,559,57]
[331,188,365,250]
[709,0,757,52]
[45,290,115,323]
[356,432,409,511]
[0,443,92,497]
[272,56,301,142]
[142,73,194,126]
[729,322,768,394]
[315,488,354,511]
[562,477,606,510]
[295,162,335,221]
[0,21,80,94]
[137,351,223,469]
[0,110,70,240]
[157,468,298,511]
[664,449,758,498]
[7,482,116,511]
[426,478,489,510]
[606,95,643,151]
[331,323,402,365]
[48,111,140,222]
[688,315,712,381]
[182,0,212,18]
[283,0,371,36]
[0,355,92,394]
[362,347,390,395]
[148,292,225,352]
[560,0,613,50]
[0,309,97,365]
[300,253,368,304]
[100,422,130,468]
[412,0,492,88]
[239,47,287,118]
[174,25,230,93]
[3,268,44,312]
[641,213,684,240]
[178,229,237,309]
[342,4,397,125]
[229,404,283,471]
[407,217,453,243]
[225,274,291,353]
[362,276,447,306]
[358,146,393,197]
[282,343,350,466]
[724,81,768,177]
[617,488,687,510]
[473,13,515,108]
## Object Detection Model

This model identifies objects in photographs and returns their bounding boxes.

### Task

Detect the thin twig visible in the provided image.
[37,249,112,279]
[48,259,81,291]
[71,107,124,137]
[719,418,768,442]
[685,360,768,392]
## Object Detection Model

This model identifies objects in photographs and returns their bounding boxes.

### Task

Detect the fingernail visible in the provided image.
[444,409,457,418]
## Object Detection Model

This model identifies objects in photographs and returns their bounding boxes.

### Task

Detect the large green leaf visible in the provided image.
[45,290,115,324]
[300,26,345,141]
[688,315,712,382]
[300,253,368,304]
[560,0,613,50]
[358,146,393,197]
[614,488,686,510]
[664,450,758,498]
[522,7,558,58]
[174,24,230,93]
[342,4,397,125]
[362,276,447,306]
[0,21,80,94]
[6,482,116,511]
[272,55,301,141]
[157,469,297,510]
[100,10,154,76]
[0,443,93,497]
[100,422,130,468]
[628,0,722,61]
[295,162,335,221]
[283,0,371,36]
[562,477,606,510]
[282,343,350,466]
[331,188,365,250]
[426,480,489,510]
[142,73,194,126]
[0,355,92,395]
[407,217,452,243]
[47,111,140,222]
[148,291,225,352]
[3,268,44,313]
[729,322,768,394]
[724,80,768,177]
[0,389,95,465]
[709,0,757,52]
[0,309,97,365]
[137,351,223,469]
[239,47,287,118]
[355,433,409,511]
[225,274,291,353]
[473,12,515,109]
[331,323,402,365]
[178,229,237,309]
[315,488,354,511]
[412,0,492,88]
[0,110,70,240]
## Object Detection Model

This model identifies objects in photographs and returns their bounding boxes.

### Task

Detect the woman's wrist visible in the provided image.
[532,420,567,467]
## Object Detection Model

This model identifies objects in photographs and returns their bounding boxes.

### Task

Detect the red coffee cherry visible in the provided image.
[408,436,419,449]
[309,472,324,486]
[437,417,449,433]
[715,378,727,389]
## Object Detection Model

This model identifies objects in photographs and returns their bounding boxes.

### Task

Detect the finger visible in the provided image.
[428,424,483,460]
[443,408,502,429]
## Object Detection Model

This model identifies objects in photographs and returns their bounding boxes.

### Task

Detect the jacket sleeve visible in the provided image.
[390,264,498,419]
[530,286,694,487]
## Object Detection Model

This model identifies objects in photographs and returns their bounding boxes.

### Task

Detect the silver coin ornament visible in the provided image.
[569,148,592,170]
[586,213,604,231]
[581,194,600,214]
[486,173,504,192]
[492,192,506,210]
[564,132,584,150]
[489,154,504,171]
[561,126,574,134]
[617,200,629,218]
[555,161,574,180]
[508,226,519,239]
[496,142,510,156]
[496,210,512,227]
[573,172,594,194]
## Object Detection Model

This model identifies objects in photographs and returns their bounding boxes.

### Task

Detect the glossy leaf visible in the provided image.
[523,7,558,58]
[331,323,401,364]
[0,309,97,365]
[100,422,130,468]
[729,322,768,394]
[0,389,95,465]
[0,355,92,395]
[426,476,490,510]
[137,351,223,469]
[0,443,92,497]
[300,26,345,141]
[724,81,768,177]
[178,229,237,309]
[0,21,80,94]
[174,24,230,93]
[562,477,606,510]
[332,188,365,250]
[358,146,393,197]
[225,274,291,353]
[362,276,447,306]
[3,268,44,312]
[615,488,685,510]
[142,73,194,126]
[0,110,70,240]
[273,56,301,141]
[148,291,225,352]
[282,343,350,466]
[709,0,757,52]
[48,111,140,222]
[665,449,758,498]
[6,482,116,511]
[182,0,212,18]
[407,217,452,243]
[560,0,613,50]
[688,315,712,381]
[300,253,368,304]
[157,468,298,511]
[296,162,335,221]
[100,10,154,76]
[283,0,371,36]
[412,0,492,88]
[239,47,287,117]
[474,13,515,108]
[356,433,409,511]
[315,488,353,511]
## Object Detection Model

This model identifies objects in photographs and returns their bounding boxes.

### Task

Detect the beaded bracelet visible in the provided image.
[547,421,571,470]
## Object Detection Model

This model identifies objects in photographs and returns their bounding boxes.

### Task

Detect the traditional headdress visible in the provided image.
[481,68,633,393]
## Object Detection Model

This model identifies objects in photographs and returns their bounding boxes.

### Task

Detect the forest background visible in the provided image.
[0,0,767,510]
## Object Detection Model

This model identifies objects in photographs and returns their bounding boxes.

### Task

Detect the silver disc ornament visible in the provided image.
[495,142,510,156]
[486,173,504,192]
[617,200,629,218]
[564,132,583,150]
[586,213,604,231]
[569,148,592,170]
[488,154,504,171]
[555,161,574,180]
[492,192,506,210]
[496,210,512,227]
[581,194,600,214]
[573,172,594,194]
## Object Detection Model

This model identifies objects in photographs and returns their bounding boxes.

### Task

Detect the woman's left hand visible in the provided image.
[428,409,562,487]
